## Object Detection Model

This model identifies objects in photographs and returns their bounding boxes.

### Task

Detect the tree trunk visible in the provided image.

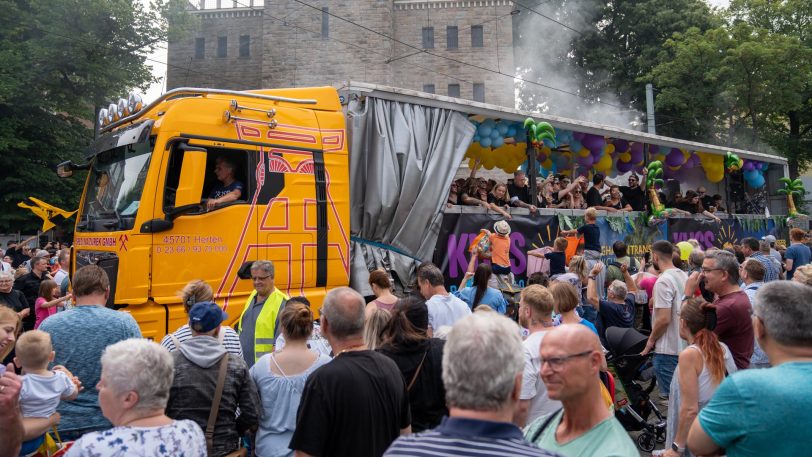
[788,194,798,216]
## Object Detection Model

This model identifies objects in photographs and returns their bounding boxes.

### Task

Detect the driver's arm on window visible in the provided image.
[207,188,242,209]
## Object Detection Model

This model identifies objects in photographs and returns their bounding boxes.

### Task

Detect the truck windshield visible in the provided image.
[77,139,151,232]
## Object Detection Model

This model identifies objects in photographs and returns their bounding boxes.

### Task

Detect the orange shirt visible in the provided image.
[489,233,511,267]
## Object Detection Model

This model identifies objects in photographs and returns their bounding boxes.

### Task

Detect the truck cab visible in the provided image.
[60,87,350,340]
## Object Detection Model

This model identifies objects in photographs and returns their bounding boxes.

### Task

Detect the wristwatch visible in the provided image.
[672,442,685,455]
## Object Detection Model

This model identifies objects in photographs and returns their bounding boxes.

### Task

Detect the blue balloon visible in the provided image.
[492,136,504,148]
[497,123,509,135]
[543,138,556,148]
[472,135,480,143]
[478,124,493,137]
[483,118,496,128]
[480,137,493,148]
[491,128,501,139]
[507,126,517,137]
[761,162,769,171]
[570,140,583,152]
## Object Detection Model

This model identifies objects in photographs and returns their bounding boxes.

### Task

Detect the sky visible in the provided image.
[143,0,731,103]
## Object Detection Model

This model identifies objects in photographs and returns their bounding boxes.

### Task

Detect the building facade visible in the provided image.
[167,0,516,108]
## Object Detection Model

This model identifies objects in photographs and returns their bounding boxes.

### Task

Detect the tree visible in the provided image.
[0,0,194,234]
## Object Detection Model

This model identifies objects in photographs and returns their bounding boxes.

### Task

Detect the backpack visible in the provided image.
[609,256,638,275]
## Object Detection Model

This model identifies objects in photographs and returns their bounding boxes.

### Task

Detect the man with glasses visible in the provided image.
[696,186,714,210]
[525,324,638,456]
[236,260,289,368]
[683,250,753,369]
[618,170,647,212]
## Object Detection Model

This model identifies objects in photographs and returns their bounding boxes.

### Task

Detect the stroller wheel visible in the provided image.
[636,433,656,453]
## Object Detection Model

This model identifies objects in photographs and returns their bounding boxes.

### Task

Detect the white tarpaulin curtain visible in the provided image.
[348,96,476,295]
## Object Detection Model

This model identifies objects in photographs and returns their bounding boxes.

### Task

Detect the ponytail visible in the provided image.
[472,263,492,308]
[693,329,726,384]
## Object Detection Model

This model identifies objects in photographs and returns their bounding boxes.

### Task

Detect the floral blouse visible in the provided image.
[65,419,206,457]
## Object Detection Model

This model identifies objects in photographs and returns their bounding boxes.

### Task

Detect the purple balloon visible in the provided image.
[582,134,606,152]
[630,148,644,164]
[613,139,629,153]
[682,157,695,169]
[665,150,685,167]
[649,144,660,155]
[616,160,633,173]
[573,131,586,141]
[743,161,755,171]
[577,154,594,167]
[630,142,644,156]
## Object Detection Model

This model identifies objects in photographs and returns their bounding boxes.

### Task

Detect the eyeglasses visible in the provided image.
[252,275,271,282]
[700,267,724,274]
[541,350,594,371]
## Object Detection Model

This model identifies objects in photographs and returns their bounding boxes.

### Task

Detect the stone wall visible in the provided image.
[167,0,516,108]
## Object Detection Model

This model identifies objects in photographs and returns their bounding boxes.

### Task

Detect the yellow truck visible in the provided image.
[58,87,351,339]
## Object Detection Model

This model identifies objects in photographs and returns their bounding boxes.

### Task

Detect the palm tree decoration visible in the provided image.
[646,161,667,224]
[778,177,806,218]
[523,118,556,147]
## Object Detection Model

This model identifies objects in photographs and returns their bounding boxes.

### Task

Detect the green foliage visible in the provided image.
[0,0,193,233]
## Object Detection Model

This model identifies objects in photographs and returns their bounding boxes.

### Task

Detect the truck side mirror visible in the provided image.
[175,144,207,208]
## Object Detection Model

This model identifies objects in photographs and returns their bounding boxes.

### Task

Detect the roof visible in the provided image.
[344,81,787,165]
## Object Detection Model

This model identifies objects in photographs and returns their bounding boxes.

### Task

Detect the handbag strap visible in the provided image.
[206,354,230,454]
[407,350,429,391]
[529,408,563,443]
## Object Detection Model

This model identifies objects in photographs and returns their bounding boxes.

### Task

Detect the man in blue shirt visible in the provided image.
[587,262,636,346]
[688,281,812,457]
[741,237,779,282]
[784,228,811,280]
[385,313,558,457]
[207,156,244,210]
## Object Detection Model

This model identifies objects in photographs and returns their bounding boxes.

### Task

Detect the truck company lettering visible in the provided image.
[75,237,116,247]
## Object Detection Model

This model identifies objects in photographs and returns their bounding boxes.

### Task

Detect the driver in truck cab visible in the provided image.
[207,156,244,210]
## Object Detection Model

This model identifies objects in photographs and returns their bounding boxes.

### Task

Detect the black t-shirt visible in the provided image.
[700,195,714,210]
[597,293,636,345]
[208,180,245,200]
[507,183,531,205]
[620,186,645,211]
[578,224,601,252]
[487,193,509,208]
[607,198,629,210]
[544,251,566,275]
[13,272,48,331]
[378,338,447,433]
[290,350,411,457]
[585,186,604,208]
[6,247,29,269]
[0,289,28,313]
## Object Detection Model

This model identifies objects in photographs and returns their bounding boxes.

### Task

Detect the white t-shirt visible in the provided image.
[520,330,561,424]
[652,268,688,355]
[20,371,76,418]
[426,293,471,330]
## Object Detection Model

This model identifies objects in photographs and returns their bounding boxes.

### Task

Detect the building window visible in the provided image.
[322,7,329,38]
[194,37,205,59]
[448,84,460,98]
[447,26,458,49]
[471,25,484,48]
[473,83,485,102]
[239,35,250,57]
[423,84,435,94]
[217,36,227,58]
[422,27,434,49]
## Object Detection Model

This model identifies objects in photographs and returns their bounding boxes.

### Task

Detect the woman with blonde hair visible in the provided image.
[159,279,243,357]
[659,297,736,457]
[487,183,513,220]
[791,264,812,286]
[549,281,598,335]
[363,308,391,350]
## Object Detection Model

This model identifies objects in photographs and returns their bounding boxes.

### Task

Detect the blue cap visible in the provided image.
[189,301,228,333]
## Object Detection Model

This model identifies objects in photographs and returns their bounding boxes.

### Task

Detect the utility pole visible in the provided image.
[645,83,656,135]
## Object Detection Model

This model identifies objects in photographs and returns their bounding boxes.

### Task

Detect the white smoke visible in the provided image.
[512,0,643,129]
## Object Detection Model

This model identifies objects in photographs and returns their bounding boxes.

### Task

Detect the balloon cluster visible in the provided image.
[467,119,534,173]
[742,159,769,188]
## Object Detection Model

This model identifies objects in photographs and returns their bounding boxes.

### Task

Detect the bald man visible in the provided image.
[524,325,637,456]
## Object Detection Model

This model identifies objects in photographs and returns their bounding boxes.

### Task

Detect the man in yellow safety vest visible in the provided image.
[237,260,289,367]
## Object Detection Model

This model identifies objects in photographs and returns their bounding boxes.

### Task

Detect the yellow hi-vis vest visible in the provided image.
[238,288,289,362]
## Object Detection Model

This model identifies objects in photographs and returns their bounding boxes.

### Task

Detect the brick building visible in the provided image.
[167,0,516,108]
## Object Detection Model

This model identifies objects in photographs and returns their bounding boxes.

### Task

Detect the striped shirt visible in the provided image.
[384,417,561,457]
[750,252,779,282]
[160,324,243,358]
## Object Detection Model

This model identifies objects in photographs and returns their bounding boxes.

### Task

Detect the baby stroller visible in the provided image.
[605,327,666,452]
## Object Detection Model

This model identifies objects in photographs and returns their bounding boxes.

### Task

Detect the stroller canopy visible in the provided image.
[605,327,648,356]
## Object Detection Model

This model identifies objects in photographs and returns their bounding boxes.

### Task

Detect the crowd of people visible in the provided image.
[1,224,812,456]
[447,169,731,222]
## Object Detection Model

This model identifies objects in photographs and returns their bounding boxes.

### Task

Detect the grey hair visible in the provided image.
[608,280,627,299]
[250,260,275,278]
[442,313,524,411]
[35,250,49,258]
[322,287,365,340]
[705,249,739,284]
[689,250,705,269]
[754,281,812,347]
[417,263,445,287]
[101,339,174,411]
[759,240,771,253]
[0,270,14,284]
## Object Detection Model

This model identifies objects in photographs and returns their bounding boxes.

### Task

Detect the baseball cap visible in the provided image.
[761,235,777,243]
[189,301,228,333]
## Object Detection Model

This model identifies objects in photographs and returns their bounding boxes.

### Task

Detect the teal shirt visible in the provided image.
[698,362,812,457]
[524,410,638,457]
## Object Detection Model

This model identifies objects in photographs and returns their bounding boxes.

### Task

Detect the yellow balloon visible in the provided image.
[578,148,591,158]
[604,144,615,155]
[706,170,724,183]
[596,155,613,171]
[468,157,478,169]
[619,152,632,162]
[542,146,552,154]
[542,158,553,169]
